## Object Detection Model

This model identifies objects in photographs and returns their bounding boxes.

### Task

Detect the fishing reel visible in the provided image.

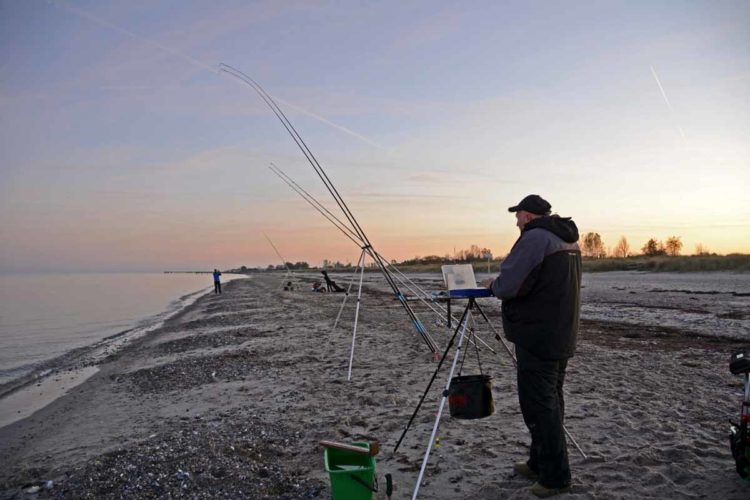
[729,350,750,482]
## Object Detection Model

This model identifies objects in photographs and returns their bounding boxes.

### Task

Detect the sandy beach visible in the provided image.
[1,272,749,499]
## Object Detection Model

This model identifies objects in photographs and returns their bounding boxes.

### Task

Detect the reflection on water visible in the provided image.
[0,272,244,377]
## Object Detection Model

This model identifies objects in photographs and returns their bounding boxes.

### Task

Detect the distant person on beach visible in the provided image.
[213,269,222,294]
[483,194,581,497]
[321,271,345,293]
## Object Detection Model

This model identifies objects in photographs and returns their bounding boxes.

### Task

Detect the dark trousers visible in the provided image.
[214,281,221,294]
[516,345,571,488]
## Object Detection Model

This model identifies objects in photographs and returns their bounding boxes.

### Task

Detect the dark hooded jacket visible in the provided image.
[491,215,581,359]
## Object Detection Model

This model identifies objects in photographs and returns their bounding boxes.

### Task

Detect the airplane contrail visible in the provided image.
[650,65,674,111]
[650,65,687,144]
[52,0,383,149]
[274,97,384,149]
[52,0,214,72]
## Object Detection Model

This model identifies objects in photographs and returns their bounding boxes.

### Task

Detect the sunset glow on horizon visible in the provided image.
[1,1,748,272]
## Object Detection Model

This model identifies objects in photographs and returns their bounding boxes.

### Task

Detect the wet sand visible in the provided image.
[1,273,749,499]
[0,366,99,429]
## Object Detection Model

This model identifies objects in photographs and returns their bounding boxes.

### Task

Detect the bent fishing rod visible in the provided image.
[269,163,503,359]
[219,64,438,353]
[262,231,295,274]
[270,163,448,308]
[270,164,448,318]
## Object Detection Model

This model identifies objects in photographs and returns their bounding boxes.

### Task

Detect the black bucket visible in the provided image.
[447,374,494,419]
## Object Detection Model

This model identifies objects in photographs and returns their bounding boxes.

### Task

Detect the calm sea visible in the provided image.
[0,272,244,384]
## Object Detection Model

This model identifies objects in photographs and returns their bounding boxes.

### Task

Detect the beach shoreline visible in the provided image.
[0,272,228,390]
[1,273,749,498]
[0,281,218,430]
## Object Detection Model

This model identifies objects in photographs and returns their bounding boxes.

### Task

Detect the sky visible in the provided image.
[1,0,748,272]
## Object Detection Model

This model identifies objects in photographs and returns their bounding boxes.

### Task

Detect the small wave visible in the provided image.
[0,365,35,379]
[0,283,220,391]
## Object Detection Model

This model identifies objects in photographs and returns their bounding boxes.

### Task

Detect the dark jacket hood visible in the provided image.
[524,215,579,243]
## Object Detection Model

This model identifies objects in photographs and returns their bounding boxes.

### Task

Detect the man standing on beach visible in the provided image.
[484,194,581,497]
[213,269,222,294]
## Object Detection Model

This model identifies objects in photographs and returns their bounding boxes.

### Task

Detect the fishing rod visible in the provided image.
[270,164,451,318]
[219,65,363,245]
[269,163,502,358]
[220,64,438,353]
[271,163,451,307]
[269,164,362,248]
[262,232,293,273]
[271,164,440,300]
[219,65,404,302]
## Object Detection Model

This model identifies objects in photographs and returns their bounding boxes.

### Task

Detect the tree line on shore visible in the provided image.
[394,235,716,267]
[583,233,684,258]
[580,233,721,259]
[229,238,747,274]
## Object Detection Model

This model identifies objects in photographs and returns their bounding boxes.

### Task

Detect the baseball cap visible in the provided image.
[508,194,551,215]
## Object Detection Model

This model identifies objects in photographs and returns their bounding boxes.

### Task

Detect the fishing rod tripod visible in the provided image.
[330,245,374,381]
[393,288,587,499]
[219,65,439,356]
[393,290,494,499]
[268,163,509,363]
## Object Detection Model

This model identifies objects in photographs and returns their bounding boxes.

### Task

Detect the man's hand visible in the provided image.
[479,278,494,288]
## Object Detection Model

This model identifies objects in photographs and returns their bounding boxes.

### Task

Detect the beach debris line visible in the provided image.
[35,412,324,498]
[218,63,439,355]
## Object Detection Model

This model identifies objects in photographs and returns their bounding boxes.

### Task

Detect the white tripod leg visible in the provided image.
[347,253,367,381]
[332,250,366,332]
[412,309,471,499]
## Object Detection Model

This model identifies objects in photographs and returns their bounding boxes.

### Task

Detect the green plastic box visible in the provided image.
[324,441,376,500]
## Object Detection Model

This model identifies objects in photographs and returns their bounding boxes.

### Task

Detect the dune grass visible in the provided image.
[582,254,750,273]
[375,255,750,274]
[248,254,750,275]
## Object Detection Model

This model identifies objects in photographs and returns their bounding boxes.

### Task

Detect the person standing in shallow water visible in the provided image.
[483,194,581,498]
[213,269,222,294]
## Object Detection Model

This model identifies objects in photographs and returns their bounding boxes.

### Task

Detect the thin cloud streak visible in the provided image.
[650,65,688,146]
[274,97,384,149]
[52,0,214,73]
[52,0,384,151]
[650,65,674,112]
[349,191,463,200]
